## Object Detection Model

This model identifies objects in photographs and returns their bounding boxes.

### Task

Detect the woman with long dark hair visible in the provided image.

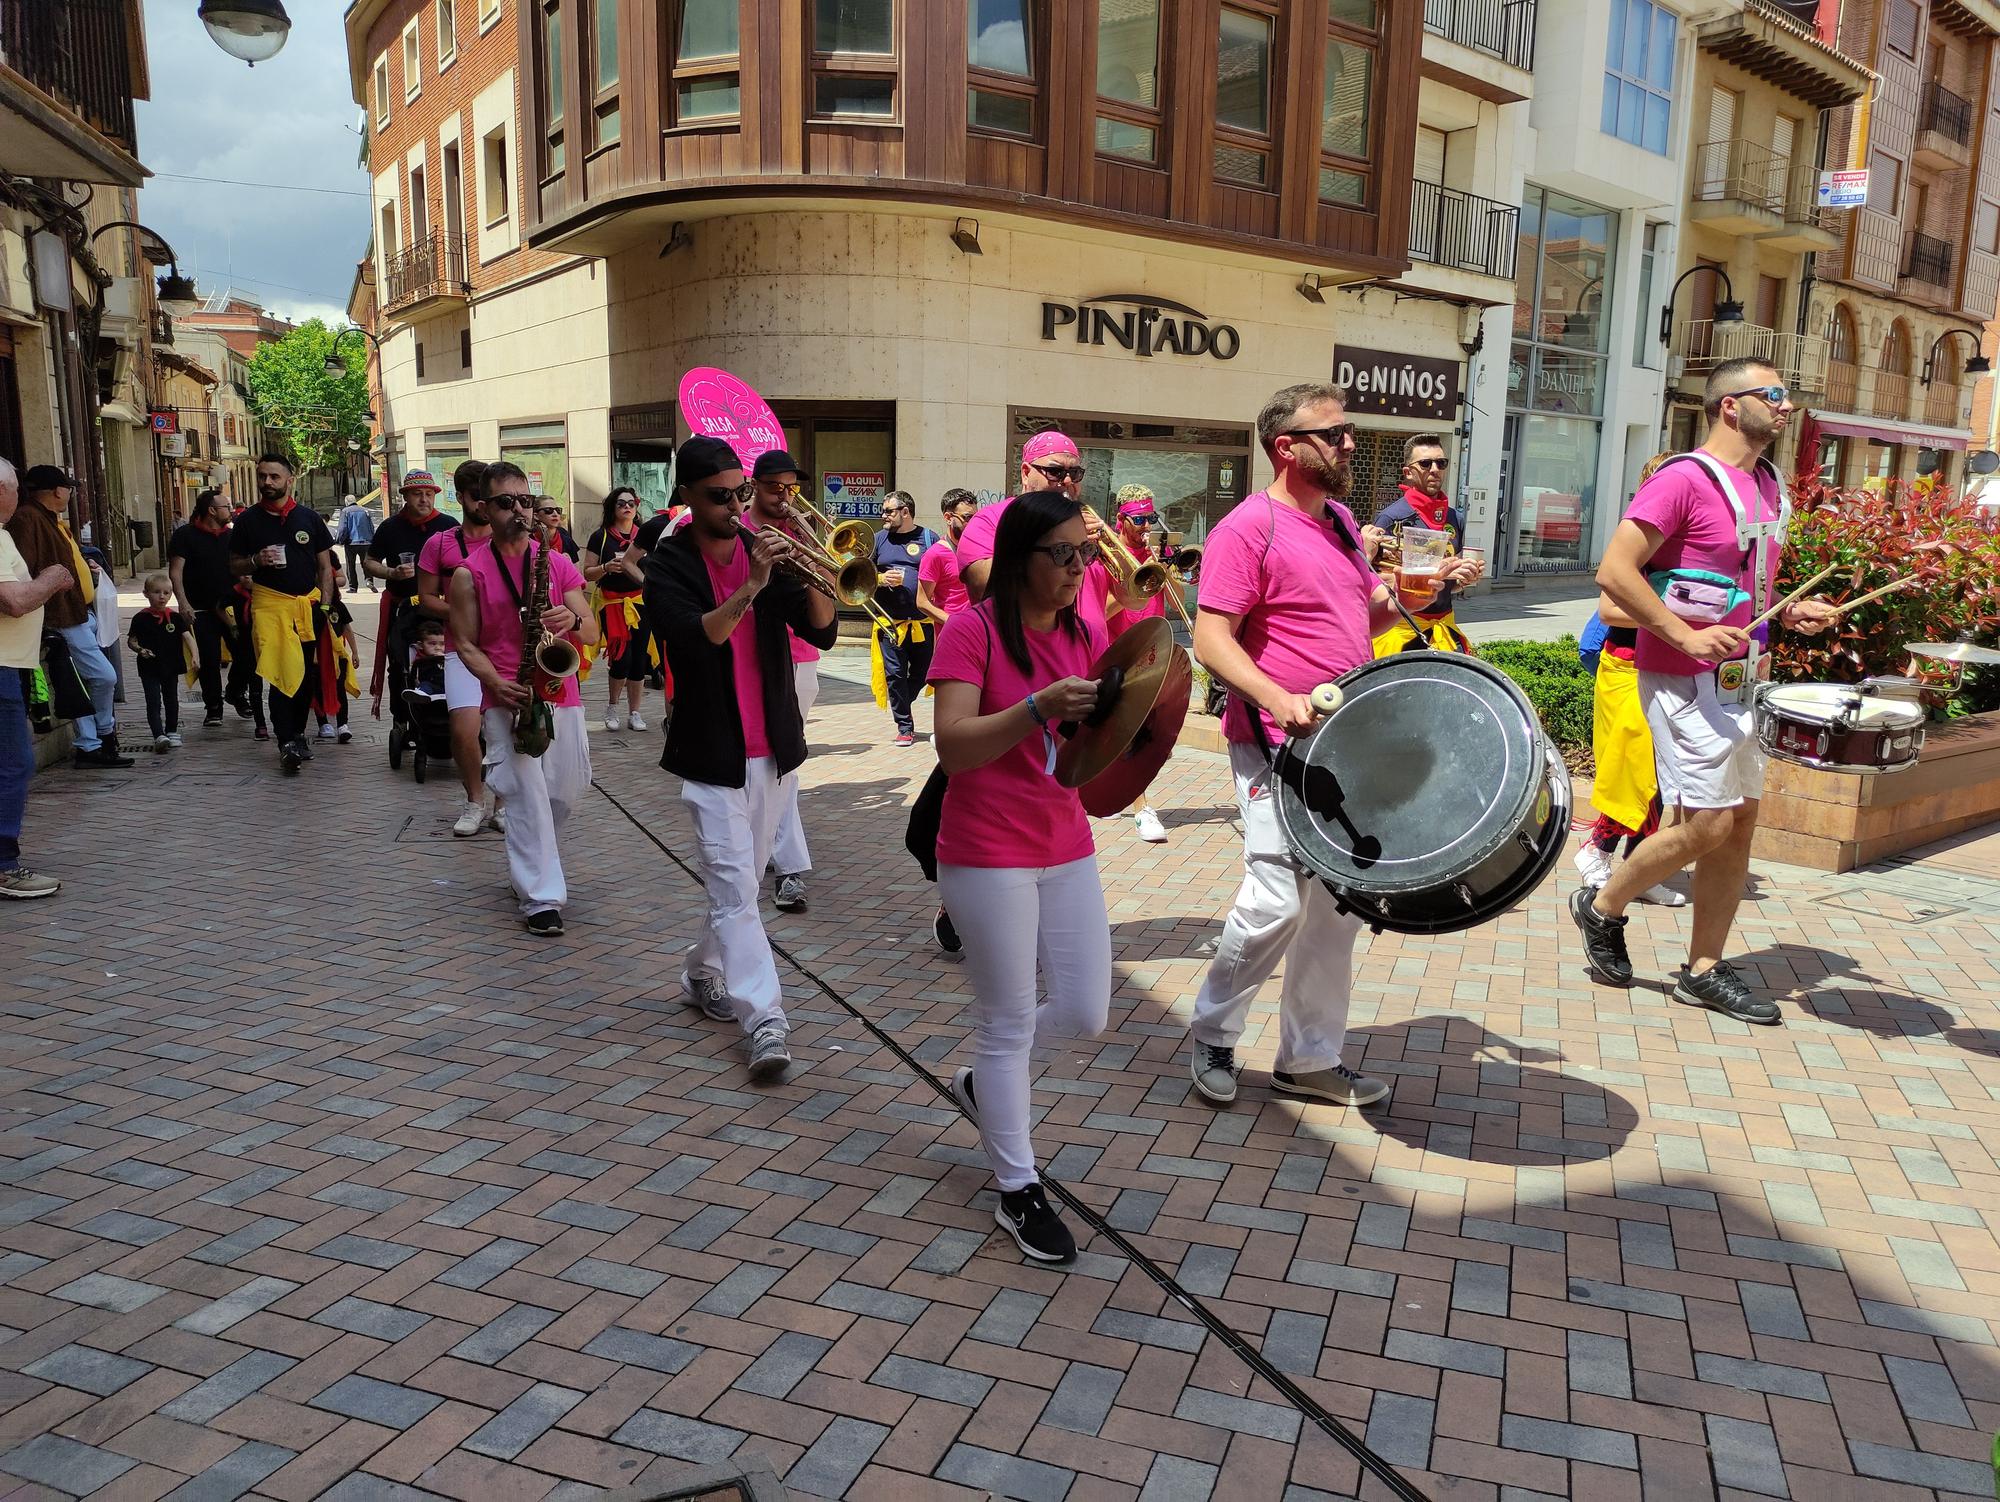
[928,489,1110,1264]
[583,486,650,730]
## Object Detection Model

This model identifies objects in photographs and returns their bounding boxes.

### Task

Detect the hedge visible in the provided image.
[1477,636,1595,760]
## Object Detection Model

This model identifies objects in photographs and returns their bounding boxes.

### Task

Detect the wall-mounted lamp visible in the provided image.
[658,222,693,259]
[1297,273,1326,304]
[89,221,199,315]
[1659,265,1741,346]
[950,217,982,255]
[198,0,292,66]
[1920,327,1991,385]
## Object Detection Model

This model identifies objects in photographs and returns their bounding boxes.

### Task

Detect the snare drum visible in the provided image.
[1272,652,1569,934]
[1754,681,1926,774]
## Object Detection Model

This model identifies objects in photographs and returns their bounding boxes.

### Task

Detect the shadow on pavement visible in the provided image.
[1746,941,2000,1059]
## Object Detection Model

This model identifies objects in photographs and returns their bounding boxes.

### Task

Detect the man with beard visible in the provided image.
[448,462,596,937]
[1571,359,1839,1025]
[1185,383,1401,1109]
[869,491,941,748]
[418,460,500,836]
[1369,434,1483,653]
[956,433,1109,618]
[229,455,337,773]
[916,488,978,626]
[168,489,236,727]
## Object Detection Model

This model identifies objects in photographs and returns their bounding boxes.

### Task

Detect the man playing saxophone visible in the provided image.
[448,461,597,937]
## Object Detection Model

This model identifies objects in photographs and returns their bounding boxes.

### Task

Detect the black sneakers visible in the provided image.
[1674,960,1781,1026]
[278,741,304,775]
[933,907,963,956]
[949,1066,979,1123]
[996,1182,1075,1264]
[525,910,565,938]
[1569,886,1633,986]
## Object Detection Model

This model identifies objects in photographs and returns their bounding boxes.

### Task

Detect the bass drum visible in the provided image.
[1273,651,1570,935]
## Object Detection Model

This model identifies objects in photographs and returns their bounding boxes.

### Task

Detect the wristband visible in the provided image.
[1024,692,1048,728]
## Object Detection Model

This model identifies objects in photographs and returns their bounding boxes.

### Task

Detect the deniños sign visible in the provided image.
[1040,294,1241,360]
[1331,345,1461,422]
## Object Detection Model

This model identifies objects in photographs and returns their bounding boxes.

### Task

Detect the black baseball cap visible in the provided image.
[751,448,802,480]
[675,436,741,489]
[21,465,76,493]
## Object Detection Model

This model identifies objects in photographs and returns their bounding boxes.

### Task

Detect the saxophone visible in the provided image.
[511,532,580,756]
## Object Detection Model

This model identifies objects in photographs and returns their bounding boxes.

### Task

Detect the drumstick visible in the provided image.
[1309,683,1344,716]
[1834,575,1917,616]
[1745,562,1841,632]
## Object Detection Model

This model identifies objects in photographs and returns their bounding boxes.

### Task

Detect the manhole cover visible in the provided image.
[1816,888,1966,924]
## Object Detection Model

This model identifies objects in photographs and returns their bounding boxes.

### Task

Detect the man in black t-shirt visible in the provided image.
[229,455,336,773]
[869,490,940,746]
[168,488,237,725]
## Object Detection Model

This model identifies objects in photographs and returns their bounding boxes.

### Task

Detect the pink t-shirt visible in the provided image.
[1108,540,1167,637]
[917,540,969,619]
[462,541,586,710]
[1623,457,1780,678]
[929,601,1105,869]
[955,495,1111,635]
[742,514,820,664]
[703,544,771,759]
[419,526,489,652]
[1199,492,1379,745]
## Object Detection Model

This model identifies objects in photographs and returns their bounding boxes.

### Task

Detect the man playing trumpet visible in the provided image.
[448,462,597,938]
[645,437,839,1081]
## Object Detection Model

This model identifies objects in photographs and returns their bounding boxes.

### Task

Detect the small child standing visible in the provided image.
[315,588,361,743]
[127,574,187,751]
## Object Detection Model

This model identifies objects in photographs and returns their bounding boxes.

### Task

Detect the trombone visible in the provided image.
[1083,505,1172,610]
[739,487,899,630]
[788,491,876,563]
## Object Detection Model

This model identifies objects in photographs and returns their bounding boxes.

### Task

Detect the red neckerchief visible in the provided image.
[1400,483,1448,532]
[259,498,297,523]
[145,606,172,624]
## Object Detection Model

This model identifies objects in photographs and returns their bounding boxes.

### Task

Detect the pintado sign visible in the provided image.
[1040,293,1242,361]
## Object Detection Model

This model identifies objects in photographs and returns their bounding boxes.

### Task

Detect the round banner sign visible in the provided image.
[677,367,787,470]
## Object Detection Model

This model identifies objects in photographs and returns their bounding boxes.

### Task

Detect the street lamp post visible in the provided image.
[1658,265,1744,347]
[197,1,292,66]
[328,326,386,503]
[1919,327,1992,386]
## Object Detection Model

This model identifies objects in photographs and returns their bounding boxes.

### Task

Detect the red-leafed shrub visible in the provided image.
[1774,476,2000,715]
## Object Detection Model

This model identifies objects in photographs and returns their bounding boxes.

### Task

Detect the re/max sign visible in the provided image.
[1040,294,1242,360]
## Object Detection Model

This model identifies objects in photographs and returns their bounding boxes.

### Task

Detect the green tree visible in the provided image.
[243,319,369,478]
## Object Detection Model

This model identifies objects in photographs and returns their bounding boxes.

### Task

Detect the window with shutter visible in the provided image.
[1414,127,1446,186]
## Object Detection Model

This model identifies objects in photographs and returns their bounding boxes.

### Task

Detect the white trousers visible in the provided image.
[1192,742,1363,1075]
[682,757,791,1033]
[773,661,817,877]
[937,857,1111,1192]
[480,704,591,916]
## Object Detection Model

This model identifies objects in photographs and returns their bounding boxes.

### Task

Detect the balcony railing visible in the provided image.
[1902,231,1954,290]
[1870,371,1912,422]
[383,232,470,312]
[1920,80,1974,147]
[0,0,138,154]
[1691,138,1788,214]
[1423,0,1537,69]
[1782,162,1836,234]
[1673,320,1830,390]
[1924,377,1964,427]
[1407,179,1520,280]
[1826,359,1859,410]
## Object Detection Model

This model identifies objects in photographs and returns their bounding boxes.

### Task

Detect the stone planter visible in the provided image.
[1754,709,2000,872]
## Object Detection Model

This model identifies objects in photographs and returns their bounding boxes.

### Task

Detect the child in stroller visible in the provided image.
[394,618,454,780]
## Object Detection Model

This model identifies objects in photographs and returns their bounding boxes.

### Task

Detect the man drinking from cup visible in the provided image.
[1369,433,1483,654]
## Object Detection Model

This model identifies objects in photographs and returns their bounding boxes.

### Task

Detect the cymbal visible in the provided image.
[1078,646,1191,816]
[1054,617,1185,790]
[1905,641,2000,666]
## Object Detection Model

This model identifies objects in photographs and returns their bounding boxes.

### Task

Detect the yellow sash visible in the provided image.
[248,583,319,697]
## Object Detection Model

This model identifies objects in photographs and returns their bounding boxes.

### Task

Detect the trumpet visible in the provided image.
[734,522,898,631]
[786,491,875,562]
[1084,506,1171,608]
[1167,544,1201,582]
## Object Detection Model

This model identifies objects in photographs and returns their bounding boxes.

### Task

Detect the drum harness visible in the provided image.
[1655,452,1788,706]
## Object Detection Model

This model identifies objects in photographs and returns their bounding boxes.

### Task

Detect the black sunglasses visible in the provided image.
[1287,424,1356,447]
[1033,541,1089,568]
[1409,457,1448,471]
[485,494,525,511]
[1032,462,1086,483]
[695,484,740,506]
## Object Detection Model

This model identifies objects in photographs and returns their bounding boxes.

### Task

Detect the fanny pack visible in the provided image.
[1648,567,1751,625]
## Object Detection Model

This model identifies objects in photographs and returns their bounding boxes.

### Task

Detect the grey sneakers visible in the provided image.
[0,867,60,900]
[1190,1042,1239,1104]
[1271,1063,1390,1107]
[774,873,807,912]
[686,973,734,1023]
[748,1022,791,1081]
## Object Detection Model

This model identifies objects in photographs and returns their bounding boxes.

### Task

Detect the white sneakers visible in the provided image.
[451,801,486,838]
[1134,807,1168,843]
[604,710,621,732]
[318,723,338,740]
[628,710,647,732]
[1574,840,1688,906]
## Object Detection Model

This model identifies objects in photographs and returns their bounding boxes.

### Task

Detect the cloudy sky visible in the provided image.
[133,0,371,327]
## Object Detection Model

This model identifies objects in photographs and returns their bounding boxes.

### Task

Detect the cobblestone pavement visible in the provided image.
[2,650,1999,1502]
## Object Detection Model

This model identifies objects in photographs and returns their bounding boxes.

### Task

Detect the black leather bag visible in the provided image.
[904,763,947,884]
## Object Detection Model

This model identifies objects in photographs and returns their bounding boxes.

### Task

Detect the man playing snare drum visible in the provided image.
[1570,358,1838,1024]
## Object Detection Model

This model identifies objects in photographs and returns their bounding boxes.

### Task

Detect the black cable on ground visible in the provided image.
[593,778,1431,1502]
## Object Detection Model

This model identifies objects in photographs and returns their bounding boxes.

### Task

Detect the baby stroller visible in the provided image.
[391,653,454,783]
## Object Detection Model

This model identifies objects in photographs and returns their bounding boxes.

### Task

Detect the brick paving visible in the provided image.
[1,643,1998,1501]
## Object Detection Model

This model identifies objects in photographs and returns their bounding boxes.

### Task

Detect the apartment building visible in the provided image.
[1811,0,2000,487]
[345,0,598,511]
[1663,1,1870,457]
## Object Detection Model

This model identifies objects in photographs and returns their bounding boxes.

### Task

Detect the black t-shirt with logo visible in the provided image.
[587,526,646,593]
[872,525,939,620]
[128,610,186,669]
[167,522,233,610]
[229,503,335,596]
[370,510,457,605]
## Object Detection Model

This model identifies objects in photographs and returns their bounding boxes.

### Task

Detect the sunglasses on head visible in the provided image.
[1032,462,1085,483]
[1723,383,1790,407]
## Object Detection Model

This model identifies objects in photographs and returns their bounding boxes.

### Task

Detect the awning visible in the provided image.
[1814,414,1969,451]
[98,401,145,426]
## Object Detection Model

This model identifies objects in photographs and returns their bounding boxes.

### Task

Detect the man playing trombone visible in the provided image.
[870,491,941,747]
[644,437,839,1081]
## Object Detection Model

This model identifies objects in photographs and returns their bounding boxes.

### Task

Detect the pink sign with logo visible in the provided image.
[677,367,787,470]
